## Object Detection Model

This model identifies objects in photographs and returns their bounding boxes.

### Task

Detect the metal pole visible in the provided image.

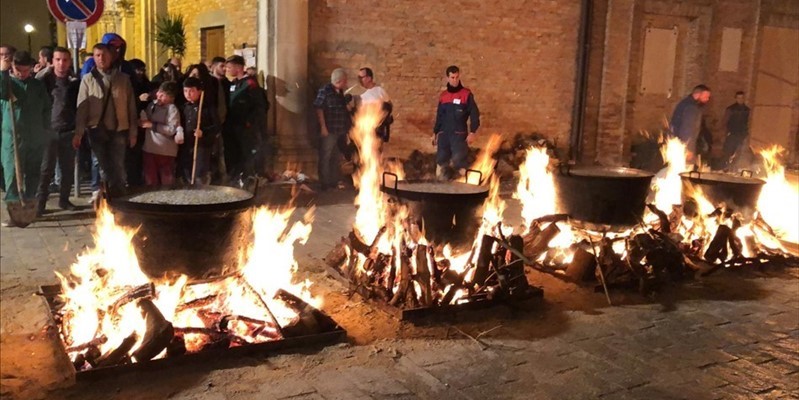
[27,34,32,53]
[72,43,81,197]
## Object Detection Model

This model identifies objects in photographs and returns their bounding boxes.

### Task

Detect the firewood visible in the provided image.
[728,218,743,259]
[66,336,108,353]
[275,290,322,337]
[132,298,175,362]
[704,225,732,264]
[414,245,433,306]
[325,238,349,269]
[754,214,777,237]
[96,332,138,367]
[533,214,569,225]
[166,335,186,357]
[565,246,597,282]
[647,204,671,233]
[176,295,218,312]
[473,235,497,287]
[524,222,561,260]
[110,283,155,315]
[219,315,269,331]
[84,344,102,367]
[348,230,371,256]
[389,252,412,307]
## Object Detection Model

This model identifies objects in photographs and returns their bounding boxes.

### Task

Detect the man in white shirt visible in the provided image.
[355,67,393,142]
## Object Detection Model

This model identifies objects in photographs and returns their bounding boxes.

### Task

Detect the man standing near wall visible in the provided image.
[355,67,393,143]
[670,84,711,164]
[36,47,79,214]
[314,68,352,190]
[433,65,480,180]
[720,91,750,169]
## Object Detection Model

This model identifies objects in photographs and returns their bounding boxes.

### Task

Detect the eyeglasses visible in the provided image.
[357,75,367,79]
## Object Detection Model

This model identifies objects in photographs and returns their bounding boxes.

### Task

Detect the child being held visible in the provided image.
[179,77,221,184]
[139,81,181,186]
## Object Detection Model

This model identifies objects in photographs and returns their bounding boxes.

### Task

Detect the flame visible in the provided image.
[461,133,502,185]
[514,146,556,229]
[653,137,687,211]
[56,200,317,367]
[350,103,387,243]
[757,146,799,243]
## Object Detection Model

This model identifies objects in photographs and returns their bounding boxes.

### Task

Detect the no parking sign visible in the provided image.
[47,0,104,26]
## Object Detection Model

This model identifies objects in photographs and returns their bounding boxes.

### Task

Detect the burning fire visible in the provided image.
[55,201,318,369]
[757,146,799,244]
[336,106,521,308]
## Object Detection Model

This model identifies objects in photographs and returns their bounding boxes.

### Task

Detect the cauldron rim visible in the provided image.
[108,185,255,215]
[679,171,765,186]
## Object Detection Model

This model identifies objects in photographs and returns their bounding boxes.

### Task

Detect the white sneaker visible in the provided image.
[88,190,99,205]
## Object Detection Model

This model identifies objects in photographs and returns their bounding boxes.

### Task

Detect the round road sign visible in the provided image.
[47,0,104,27]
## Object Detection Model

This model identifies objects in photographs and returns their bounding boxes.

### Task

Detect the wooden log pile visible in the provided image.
[326,227,535,310]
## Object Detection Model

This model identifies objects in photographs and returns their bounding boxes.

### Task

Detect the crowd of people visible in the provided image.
[1,28,490,228]
[0,33,269,227]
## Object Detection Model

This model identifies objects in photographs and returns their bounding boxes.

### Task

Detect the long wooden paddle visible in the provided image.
[190,90,205,185]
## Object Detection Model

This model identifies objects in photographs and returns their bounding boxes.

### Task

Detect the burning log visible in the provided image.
[176,295,218,312]
[413,245,434,307]
[109,283,155,315]
[132,298,174,362]
[647,204,671,233]
[704,225,732,264]
[66,336,108,353]
[389,251,412,307]
[565,245,597,283]
[96,333,138,367]
[275,290,323,337]
[473,235,497,287]
[325,239,349,270]
[166,335,186,357]
[729,218,743,259]
[524,222,561,260]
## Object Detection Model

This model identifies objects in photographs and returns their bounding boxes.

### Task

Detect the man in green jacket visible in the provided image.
[1,51,52,226]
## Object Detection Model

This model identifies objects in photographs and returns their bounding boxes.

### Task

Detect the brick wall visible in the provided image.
[167,0,257,64]
[308,0,582,160]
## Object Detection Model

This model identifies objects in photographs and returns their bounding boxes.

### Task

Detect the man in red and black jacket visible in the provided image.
[433,65,480,180]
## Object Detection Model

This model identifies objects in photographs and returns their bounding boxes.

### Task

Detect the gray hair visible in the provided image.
[331,68,346,84]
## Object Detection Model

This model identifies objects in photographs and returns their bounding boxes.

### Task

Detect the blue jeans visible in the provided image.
[90,131,128,196]
[436,131,469,170]
[318,132,342,188]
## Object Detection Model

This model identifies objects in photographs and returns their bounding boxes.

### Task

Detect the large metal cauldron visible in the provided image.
[107,186,255,280]
[381,171,489,246]
[679,170,765,215]
[554,165,655,227]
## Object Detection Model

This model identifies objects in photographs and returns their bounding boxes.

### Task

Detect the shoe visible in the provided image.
[48,183,59,193]
[88,190,99,205]
[36,199,47,218]
[336,181,346,190]
[59,200,78,211]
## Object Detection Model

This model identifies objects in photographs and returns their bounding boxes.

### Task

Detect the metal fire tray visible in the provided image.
[325,267,543,322]
[39,284,347,381]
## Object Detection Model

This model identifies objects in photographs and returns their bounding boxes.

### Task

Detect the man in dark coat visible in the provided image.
[433,65,480,180]
[670,84,711,164]
[222,55,266,185]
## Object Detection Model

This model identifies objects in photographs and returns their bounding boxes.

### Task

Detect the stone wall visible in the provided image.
[308,0,582,160]
[167,0,258,64]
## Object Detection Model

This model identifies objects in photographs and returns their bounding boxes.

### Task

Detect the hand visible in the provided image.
[174,128,185,144]
[321,127,329,138]
[140,120,152,128]
[466,133,476,145]
[195,128,203,138]
[129,134,137,148]
[72,134,82,150]
[139,93,150,102]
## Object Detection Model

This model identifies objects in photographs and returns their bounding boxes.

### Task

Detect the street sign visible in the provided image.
[47,0,104,27]
[66,21,87,49]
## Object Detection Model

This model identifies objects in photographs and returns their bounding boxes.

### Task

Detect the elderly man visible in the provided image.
[670,84,711,164]
[314,68,352,190]
[0,51,52,226]
[75,43,138,198]
[36,47,80,214]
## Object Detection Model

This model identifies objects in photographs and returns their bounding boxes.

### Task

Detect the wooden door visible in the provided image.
[201,27,225,60]
[750,26,799,155]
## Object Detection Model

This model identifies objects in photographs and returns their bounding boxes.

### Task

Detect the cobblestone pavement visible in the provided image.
[1,192,798,400]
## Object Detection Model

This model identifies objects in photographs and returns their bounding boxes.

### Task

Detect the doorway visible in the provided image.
[201,26,225,61]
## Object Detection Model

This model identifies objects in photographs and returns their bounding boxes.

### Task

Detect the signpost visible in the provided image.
[48,0,104,198]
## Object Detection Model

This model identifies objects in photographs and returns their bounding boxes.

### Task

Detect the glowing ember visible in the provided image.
[55,201,318,370]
